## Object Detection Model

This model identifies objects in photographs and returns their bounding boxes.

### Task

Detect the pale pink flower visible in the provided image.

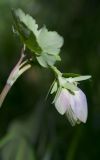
[54,88,88,126]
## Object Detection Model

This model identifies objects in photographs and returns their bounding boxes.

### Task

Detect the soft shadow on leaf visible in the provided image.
[12,8,42,54]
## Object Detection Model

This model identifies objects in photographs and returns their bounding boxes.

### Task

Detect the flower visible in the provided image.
[50,73,91,126]
[53,87,88,126]
[48,67,91,126]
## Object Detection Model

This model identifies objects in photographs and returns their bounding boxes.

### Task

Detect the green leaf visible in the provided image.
[13,8,39,36]
[12,8,42,54]
[37,26,64,55]
[36,53,59,68]
[36,54,48,67]
[12,8,64,67]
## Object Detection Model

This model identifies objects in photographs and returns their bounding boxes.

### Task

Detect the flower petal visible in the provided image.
[70,88,88,123]
[54,88,70,115]
[65,106,81,126]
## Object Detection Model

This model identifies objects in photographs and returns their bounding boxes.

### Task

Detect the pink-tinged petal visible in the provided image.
[70,88,88,123]
[54,88,70,115]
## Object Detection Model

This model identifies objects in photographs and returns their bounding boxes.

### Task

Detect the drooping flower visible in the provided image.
[50,72,91,126]
[53,87,88,126]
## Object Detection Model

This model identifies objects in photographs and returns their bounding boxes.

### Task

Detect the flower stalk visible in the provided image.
[0,46,31,107]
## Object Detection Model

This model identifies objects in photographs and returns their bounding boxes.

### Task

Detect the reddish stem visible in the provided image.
[0,84,11,107]
[0,46,31,108]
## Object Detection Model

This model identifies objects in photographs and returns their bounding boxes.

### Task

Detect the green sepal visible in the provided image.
[63,73,91,82]
[58,76,78,92]
[45,80,57,100]
[72,75,91,82]
[62,73,81,78]
[50,81,58,94]
[52,87,62,104]
[62,82,78,91]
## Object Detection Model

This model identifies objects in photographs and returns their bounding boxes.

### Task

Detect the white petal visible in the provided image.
[70,88,88,123]
[54,88,70,115]
[65,107,80,126]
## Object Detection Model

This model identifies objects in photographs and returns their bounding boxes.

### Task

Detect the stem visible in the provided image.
[0,84,11,107]
[0,46,31,108]
[0,64,31,108]
[50,66,62,77]
[7,48,25,85]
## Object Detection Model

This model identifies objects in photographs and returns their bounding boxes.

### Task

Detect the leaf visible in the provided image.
[36,54,48,67]
[36,53,59,68]
[15,9,39,37]
[12,8,64,66]
[12,8,42,54]
[37,26,64,55]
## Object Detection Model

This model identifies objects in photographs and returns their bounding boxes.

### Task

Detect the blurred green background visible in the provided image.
[0,0,99,159]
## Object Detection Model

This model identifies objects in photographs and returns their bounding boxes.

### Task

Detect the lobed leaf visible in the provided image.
[12,8,42,54]
[37,26,64,55]
[12,8,64,67]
